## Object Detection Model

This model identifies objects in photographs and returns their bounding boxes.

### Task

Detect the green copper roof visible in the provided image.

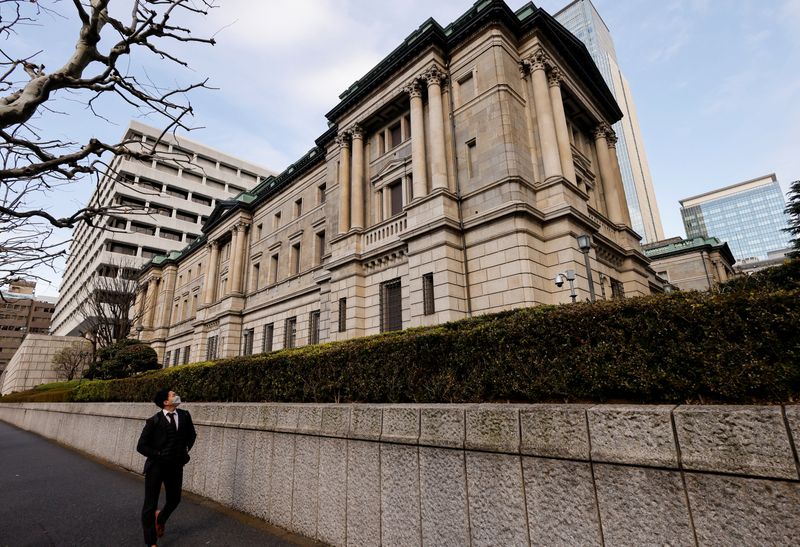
[643,237,728,258]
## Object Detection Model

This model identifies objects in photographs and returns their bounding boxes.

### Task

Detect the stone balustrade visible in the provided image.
[1,402,798,546]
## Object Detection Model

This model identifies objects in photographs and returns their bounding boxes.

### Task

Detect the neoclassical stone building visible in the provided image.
[136,1,659,364]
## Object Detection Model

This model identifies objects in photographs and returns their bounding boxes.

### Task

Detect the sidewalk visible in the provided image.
[0,421,323,547]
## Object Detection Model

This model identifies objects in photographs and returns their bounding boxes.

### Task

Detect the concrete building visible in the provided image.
[0,334,86,395]
[50,121,273,339]
[643,237,735,292]
[136,0,660,364]
[0,281,56,373]
[680,174,791,265]
[554,0,664,243]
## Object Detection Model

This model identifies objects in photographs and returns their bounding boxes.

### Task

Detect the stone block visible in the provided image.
[231,429,257,514]
[419,447,470,547]
[674,405,798,480]
[593,464,694,546]
[318,437,347,547]
[419,406,465,449]
[224,404,245,427]
[274,405,299,433]
[320,406,350,438]
[520,404,591,460]
[465,406,520,453]
[465,452,528,546]
[248,431,274,522]
[350,406,382,441]
[216,427,241,506]
[291,435,320,539]
[381,444,420,546]
[587,405,678,468]
[347,440,381,547]
[381,406,420,445]
[296,405,323,436]
[269,432,296,529]
[257,404,277,431]
[187,424,210,495]
[686,473,800,546]
[239,404,261,429]
[522,457,602,546]
[202,426,225,500]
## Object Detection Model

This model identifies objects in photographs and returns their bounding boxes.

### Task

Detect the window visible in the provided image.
[140,247,165,259]
[166,186,188,199]
[466,139,478,179]
[206,335,218,360]
[317,183,326,205]
[423,273,435,315]
[164,351,171,367]
[273,211,281,229]
[338,298,347,332]
[176,210,198,223]
[380,278,402,332]
[242,328,254,356]
[389,122,402,148]
[256,223,263,240]
[159,229,182,241]
[172,348,180,366]
[309,311,320,345]
[291,242,301,275]
[316,231,326,265]
[150,204,172,217]
[294,198,303,218]
[183,346,190,365]
[109,243,137,256]
[191,193,212,206]
[109,217,127,229]
[192,294,198,317]
[390,181,403,217]
[611,278,625,300]
[263,323,274,352]
[458,71,476,104]
[284,317,297,349]
[252,263,260,291]
[270,253,279,284]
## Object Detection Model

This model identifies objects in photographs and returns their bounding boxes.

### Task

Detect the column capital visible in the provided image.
[404,80,423,99]
[233,221,250,233]
[350,123,364,140]
[207,239,219,251]
[422,65,447,86]
[606,129,618,148]
[593,122,612,141]
[335,132,351,149]
[547,67,563,88]
[518,59,531,78]
[526,47,550,72]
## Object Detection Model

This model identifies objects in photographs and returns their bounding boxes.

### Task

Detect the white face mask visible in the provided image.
[170,394,182,407]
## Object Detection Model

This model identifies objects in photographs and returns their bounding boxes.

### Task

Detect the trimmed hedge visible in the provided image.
[719,258,800,293]
[66,288,800,405]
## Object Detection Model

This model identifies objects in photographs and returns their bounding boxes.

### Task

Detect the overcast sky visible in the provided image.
[16,0,800,296]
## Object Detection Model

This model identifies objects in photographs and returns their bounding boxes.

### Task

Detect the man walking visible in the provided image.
[137,388,197,547]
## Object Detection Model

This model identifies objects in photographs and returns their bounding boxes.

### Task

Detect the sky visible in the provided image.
[10,0,800,296]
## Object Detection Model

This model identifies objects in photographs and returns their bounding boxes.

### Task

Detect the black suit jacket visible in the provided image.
[137,408,197,473]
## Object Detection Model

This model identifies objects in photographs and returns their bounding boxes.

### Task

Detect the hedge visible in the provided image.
[63,287,800,405]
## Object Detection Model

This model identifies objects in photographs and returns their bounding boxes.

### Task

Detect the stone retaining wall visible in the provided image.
[1,402,799,546]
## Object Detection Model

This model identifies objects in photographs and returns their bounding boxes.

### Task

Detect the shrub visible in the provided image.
[719,258,800,293]
[70,288,800,405]
[84,339,159,380]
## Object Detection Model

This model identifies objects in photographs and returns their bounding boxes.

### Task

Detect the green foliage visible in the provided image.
[0,380,83,402]
[718,258,800,293]
[785,180,800,258]
[83,339,159,380]
[68,288,800,405]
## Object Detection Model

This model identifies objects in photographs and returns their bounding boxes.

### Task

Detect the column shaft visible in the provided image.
[351,128,365,230]
[548,72,577,184]
[337,136,351,233]
[425,72,448,190]
[408,83,428,199]
[530,55,562,180]
[607,140,632,226]
[143,278,159,329]
[204,242,219,305]
[230,225,248,294]
[594,127,623,224]
[158,266,177,328]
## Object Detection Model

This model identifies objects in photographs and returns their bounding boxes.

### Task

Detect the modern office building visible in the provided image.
[554,0,664,243]
[0,280,56,373]
[50,121,273,338]
[135,0,661,365]
[643,237,735,292]
[680,174,791,264]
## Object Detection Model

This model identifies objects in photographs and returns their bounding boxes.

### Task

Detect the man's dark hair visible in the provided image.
[153,388,171,409]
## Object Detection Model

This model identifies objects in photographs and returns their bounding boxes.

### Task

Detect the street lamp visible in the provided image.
[136,324,144,340]
[577,234,596,303]
[554,269,577,303]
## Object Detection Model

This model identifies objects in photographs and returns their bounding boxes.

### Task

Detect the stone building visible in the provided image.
[0,280,56,373]
[643,237,735,292]
[136,0,659,364]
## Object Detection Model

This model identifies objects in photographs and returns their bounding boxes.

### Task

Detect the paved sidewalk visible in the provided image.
[0,421,322,547]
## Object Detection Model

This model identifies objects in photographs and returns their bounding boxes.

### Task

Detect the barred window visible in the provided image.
[206,335,218,360]
[338,298,346,332]
[172,348,180,366]
[164,351,171,368]
[380,278,402,332]
[284,317,297,349]
[610,278,625,300]
[422,273,435,315]
[242,328,254,356]
[263,323,274,352]
[183,346,190,365]
[309,311,320,345]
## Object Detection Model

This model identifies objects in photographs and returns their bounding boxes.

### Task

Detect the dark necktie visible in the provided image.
[167,412,176,430]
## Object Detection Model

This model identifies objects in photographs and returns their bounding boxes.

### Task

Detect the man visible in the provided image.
[137,388,197,547]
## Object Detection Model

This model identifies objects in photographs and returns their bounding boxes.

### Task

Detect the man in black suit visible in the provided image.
[137,388,197,547]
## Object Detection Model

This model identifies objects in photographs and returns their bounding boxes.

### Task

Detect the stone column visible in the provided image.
[383,187,391,219]
[606,131,632,226]
[593,124,623,224]
[142,277,159,329]
[424,66,448,191]
[158,265,178,329]
[548,68,577,184]
[337,133,351,233]
[230,223,248,294]
[204,241,219,305]
[133,286,144,326]
[350,124,365,230]
[407,80,428,199]
[713,259,727,282]
[528,49,562,180]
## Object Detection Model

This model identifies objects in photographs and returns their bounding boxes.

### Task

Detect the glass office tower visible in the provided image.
[554,0,664,243]
[680,174,791,263]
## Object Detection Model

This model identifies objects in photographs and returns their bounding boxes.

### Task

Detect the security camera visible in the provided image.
[554,273,564,287]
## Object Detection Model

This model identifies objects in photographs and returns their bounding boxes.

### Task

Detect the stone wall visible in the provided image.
[0,334,86,395]
[1,402,798,546]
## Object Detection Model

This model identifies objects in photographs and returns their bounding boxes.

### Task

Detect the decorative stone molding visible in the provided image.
[527,47,550,72]
[422,65,447,86]
[547,67,563,88]
[403,80,423,99]
[593,122,612,141]
[606,129,618,148]
[335,132,351,149]
[350,123,364,140]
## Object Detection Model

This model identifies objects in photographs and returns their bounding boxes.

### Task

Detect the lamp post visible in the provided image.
[136,324,144,340]
[577,234,596,303]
